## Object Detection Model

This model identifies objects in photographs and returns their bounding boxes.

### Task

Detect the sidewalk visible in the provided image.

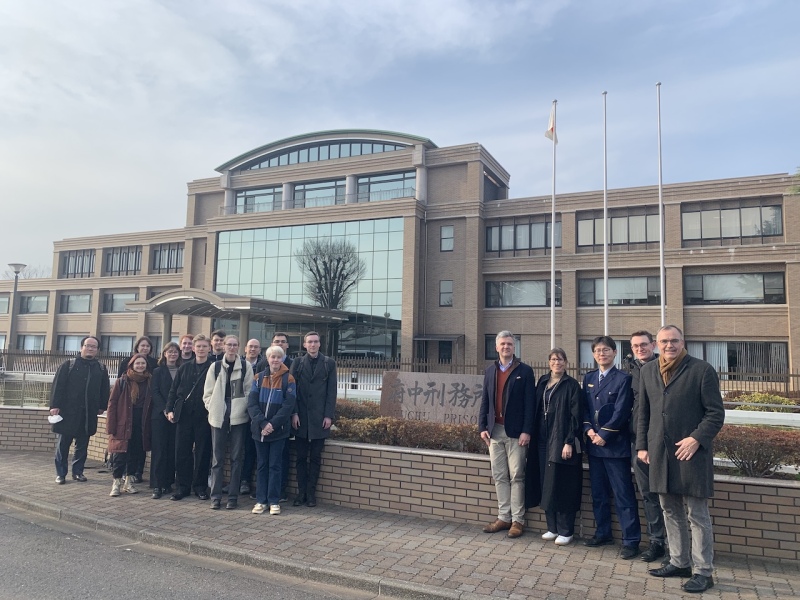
[0,450,797,600]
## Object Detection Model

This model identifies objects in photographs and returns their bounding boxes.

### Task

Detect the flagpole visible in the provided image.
[656,82,666,326]
[602,91,609,335]
[549,100,557,350]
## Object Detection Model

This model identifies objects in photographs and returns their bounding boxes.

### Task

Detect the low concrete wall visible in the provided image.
[2,406,798,562]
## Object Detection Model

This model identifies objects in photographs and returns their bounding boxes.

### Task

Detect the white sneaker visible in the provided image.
[554,535,573,546]
[541,531,558,541]
[122,475,138,494]
[269,504,281,515]
[251,503,267,514]
[110,478,122,497]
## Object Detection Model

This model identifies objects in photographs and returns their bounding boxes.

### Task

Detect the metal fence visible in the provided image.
[2,350,800,408]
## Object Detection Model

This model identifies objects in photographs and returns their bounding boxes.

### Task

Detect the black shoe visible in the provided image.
[221,484,229,493]
[211,499,221,510]
[584,536,614,547]
[55,476,66,485]
[306,496,317,507]
[133,474,143,484]
[196,491,209,501]
[72,473,87,482]
[619,544,640,560]
[226,499,238,510]
[649,564,692,578]
[151,489,162,499]
[239,482,250,495]
[640,542,666,562]
[683,574,714,593]
[250,492,257,500]
[279,496,288,503]
[170,492,187,501]
[293,496,306,507]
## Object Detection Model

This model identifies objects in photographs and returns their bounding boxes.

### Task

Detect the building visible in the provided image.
[0,129,797,373]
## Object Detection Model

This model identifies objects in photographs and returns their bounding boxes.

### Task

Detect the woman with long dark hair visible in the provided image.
[107,354,152,497]
[149,342,181,498]
[532,348,583,545]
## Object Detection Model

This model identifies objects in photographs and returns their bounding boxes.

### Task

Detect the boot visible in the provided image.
[110,478,122,497]
[122,475,138,494]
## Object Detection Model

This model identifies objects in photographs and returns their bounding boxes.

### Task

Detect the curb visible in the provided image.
[0,489,476,600]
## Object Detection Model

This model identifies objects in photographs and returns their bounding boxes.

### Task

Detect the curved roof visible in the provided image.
[125,288,350,323]
[216,129,437,173]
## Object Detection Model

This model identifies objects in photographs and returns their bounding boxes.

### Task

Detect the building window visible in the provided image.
[439,280,453,307]
[235,187,282,214]
[104,246,142,276]
[485,334,521,361]
[438,341,453,363]
[294,179,346,208]
[357,171,415,203]
[59,294,91,313]
[684,273,785,305]
[59,249,95,279]
[19,295,48,314]
[57,335,85,352]
[440,226,454,252]
[486,280,561,307]
[101,335,134,353]
[686,340,788,376]
[578,277,661,306]
[237,140,408,172]
[151,243,184,274]
[0,295,8,314]
[17,334,46,351]
[102,292,138,313]
[681,204,782,246]
[485,220,562,254]
[577,208,660,250]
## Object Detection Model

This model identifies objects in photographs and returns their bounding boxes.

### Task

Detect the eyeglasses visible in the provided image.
[631,343,651,349]
[593,348,614,355]
[549,357,565,362]
[657,339,682,346]
[224,343,239,348]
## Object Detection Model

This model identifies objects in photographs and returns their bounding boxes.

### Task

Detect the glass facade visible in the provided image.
[684,273,785,304]
[216,218,403,356]
[238,140,408,172]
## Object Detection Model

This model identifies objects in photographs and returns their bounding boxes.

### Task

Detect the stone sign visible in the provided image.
[380,371,484,425]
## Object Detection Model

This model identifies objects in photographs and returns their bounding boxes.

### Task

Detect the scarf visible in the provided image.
[658,349,687,386]
[125,370,150,405]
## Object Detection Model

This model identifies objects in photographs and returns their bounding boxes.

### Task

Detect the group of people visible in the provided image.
[48,330,338,517]
[479,326,724,594]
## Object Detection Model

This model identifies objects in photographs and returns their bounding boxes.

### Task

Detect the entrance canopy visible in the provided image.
[127,288,350,323]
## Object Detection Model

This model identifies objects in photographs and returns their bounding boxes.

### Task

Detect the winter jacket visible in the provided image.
[165,360,212,422]
[290,353,337,440]
[247,364,297,442]
[637,354,724,498]
[49,357,110,438]
[203,357,254,428]
[106,374,152,453]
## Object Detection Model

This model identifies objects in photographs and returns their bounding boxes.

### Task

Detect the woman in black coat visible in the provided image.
[532,348,583,546]
[117,336,159,378]
[148,342,181,499]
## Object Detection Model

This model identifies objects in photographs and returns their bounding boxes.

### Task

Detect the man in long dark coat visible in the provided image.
[637,325,724,594]
[49,336,110,484]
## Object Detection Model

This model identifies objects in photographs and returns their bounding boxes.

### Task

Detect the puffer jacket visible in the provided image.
[203,357,254,428]
[247,363,296,442]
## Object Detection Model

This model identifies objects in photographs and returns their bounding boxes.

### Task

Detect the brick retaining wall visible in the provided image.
[2,406,797,562]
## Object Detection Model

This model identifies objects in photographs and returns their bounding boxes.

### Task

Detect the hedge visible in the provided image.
[715,424,800,477]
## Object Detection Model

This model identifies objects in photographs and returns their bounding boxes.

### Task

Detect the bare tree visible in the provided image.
[295,239,366,355]
[295,239,366,310]
[1,264,52,279]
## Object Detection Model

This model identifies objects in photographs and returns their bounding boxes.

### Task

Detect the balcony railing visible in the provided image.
[219,187,416,216]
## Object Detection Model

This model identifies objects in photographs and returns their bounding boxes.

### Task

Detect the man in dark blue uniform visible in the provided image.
[582,335,641,559]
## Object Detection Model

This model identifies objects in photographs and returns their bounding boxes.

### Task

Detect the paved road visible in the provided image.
[0,506,375,600]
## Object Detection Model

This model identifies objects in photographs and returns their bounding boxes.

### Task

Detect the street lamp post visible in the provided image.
[7,263,26,353]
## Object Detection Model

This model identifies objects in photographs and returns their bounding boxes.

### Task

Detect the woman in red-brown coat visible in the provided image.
[107,354,152,497]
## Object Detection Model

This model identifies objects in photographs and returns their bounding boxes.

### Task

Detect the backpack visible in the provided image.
[67,358,108,378]
[293,354,331,381]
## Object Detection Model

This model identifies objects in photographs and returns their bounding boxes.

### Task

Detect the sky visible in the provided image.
[1,0,798,272]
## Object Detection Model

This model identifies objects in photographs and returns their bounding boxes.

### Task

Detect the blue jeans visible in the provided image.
[255,437,286,506]
[54,433,89,478]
